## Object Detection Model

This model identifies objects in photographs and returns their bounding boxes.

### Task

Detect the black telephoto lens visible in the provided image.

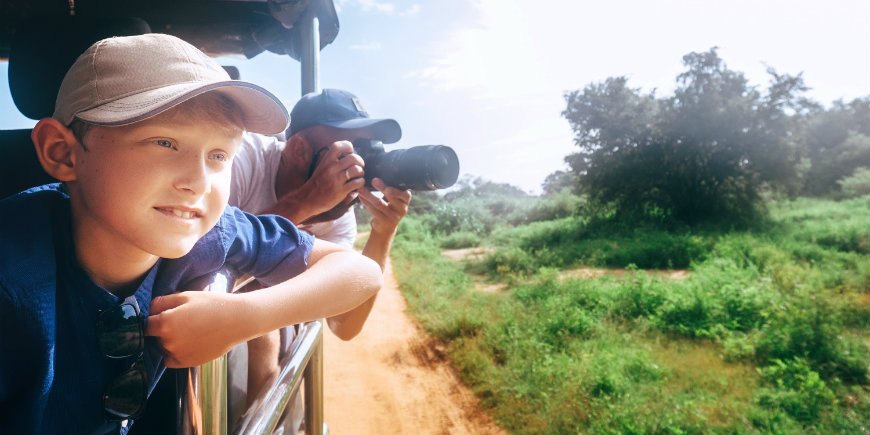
[364,145,460,191]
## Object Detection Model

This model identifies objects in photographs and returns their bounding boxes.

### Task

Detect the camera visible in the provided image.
[352,139,460,191]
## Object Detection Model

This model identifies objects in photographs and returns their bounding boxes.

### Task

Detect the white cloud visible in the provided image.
[400,4,422,16]
[410,0,548,99]
[337,0,396,14]
[412,0,870,104]
[349,41,383,51]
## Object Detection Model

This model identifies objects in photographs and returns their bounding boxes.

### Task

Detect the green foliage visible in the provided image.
[610,272,669,319]
[481,217,713,276]
[562,48,810,225]
[754,298,870,385]
[755,358,836,424]
[803,98,870,196]
[525,187,585,222]
[392,195,870,434]
[415,176,539,236]
[439,231,480,249]
[838,167,870,198]
[541,170,578,195]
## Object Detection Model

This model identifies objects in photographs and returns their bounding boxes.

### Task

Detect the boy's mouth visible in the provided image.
[155,207,203,220]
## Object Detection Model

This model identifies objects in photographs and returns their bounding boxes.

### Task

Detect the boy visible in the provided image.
[0,34,382,434]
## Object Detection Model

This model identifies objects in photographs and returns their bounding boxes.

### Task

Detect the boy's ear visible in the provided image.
[31,118,79,182]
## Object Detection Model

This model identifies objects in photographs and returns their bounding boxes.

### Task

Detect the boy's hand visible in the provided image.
[146,291,254,368]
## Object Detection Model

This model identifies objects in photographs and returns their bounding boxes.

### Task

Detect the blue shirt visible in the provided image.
[0,184,314,434]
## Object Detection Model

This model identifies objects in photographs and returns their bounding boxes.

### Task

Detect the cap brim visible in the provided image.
[75,80,289,135]
[322,118,402,144]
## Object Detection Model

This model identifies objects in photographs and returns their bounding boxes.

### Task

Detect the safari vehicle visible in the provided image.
[1,1,340,433]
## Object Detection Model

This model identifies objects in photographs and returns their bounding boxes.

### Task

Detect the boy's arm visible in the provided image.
[325,178,410,340]
[145,239,382,368]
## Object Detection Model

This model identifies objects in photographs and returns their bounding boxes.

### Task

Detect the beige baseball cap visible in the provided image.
[53,33,289,134]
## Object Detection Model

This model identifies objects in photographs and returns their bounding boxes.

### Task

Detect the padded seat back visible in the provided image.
[0,129,52,198]
[2,16,150,198]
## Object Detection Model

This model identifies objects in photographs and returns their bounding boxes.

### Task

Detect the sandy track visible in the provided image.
[323,259,506,435]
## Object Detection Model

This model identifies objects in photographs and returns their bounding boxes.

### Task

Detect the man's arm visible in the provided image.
[145,239,382,368]
[325,178,411,340]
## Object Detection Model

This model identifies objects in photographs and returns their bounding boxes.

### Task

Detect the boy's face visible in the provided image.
[69,113,242,259]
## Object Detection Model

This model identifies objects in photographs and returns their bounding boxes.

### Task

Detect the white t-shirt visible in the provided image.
[229,132,357,248]
[227,132,357,427]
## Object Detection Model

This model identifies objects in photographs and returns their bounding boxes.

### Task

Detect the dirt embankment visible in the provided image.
[323,259,505,435]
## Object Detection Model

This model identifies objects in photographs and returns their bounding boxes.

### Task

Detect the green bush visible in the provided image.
[754,297,870,385]
[756,358,836,423]
[482,246,542,277]
[439,231,481,249]
[838,167,870,198]
[484,218,713,276]
[654,287,719,338]
[541,301,599,349]
[610,273,669,319]
[524,189,585,223]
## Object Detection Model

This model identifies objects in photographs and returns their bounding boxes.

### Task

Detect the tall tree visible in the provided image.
[802,97,870,196]
[562,48,807,225]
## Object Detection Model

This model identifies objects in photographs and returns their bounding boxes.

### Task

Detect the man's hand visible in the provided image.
[145,291,254,368]
[357,177,412,236]
[273,140,365,223]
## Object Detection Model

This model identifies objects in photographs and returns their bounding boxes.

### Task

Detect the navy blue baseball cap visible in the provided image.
[289,89,402,144]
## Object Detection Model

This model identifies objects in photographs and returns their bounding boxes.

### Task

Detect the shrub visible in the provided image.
[524,190,585,223]
[654,287,719,338]
[754,297,870,385]
[838,167,870,198]
[439,231,481,249]
[541,302,599,349]
[755,358,836,423]
[610,273,668,319]
[483,246,541,277]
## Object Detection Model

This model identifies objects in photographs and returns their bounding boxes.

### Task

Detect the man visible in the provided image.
[227,89,412,420]
[231,88,411,337]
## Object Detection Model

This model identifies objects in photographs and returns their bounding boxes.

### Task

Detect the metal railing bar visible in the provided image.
[302,327,323,435]
[234,320,324,435]
[178,271,232,435]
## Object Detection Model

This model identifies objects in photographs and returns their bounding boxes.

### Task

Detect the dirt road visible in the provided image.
[323,259,506,435]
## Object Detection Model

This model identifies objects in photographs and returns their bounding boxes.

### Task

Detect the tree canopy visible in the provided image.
[802,98,870,196]
[561,48,814,225]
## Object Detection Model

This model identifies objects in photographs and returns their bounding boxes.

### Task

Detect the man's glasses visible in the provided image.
[97,295,148,420]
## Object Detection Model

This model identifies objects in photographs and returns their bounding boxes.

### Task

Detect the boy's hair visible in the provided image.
[69,92,245,146]
[53,33,288,135]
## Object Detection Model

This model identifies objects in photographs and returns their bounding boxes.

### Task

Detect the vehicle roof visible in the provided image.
[0,0,339,61]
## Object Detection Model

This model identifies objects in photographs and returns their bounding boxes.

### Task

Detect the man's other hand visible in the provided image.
[358,177,412,236]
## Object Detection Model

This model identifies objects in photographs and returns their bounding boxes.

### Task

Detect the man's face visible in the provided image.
[304,124,376,164]
[68,113,242,259]
[300,125,376,224]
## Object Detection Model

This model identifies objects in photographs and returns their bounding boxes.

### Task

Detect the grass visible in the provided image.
[390,195,870,434]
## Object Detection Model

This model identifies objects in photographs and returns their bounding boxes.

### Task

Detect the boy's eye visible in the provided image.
[155,139,176,149]
[209,152,230,162]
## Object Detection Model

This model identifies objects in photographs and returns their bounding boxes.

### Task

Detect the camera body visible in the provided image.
[352,139,460,191]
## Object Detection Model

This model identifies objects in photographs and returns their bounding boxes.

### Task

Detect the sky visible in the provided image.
[2,0,868,193]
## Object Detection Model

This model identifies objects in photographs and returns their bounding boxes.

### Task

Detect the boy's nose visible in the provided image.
[173,156,210,195]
